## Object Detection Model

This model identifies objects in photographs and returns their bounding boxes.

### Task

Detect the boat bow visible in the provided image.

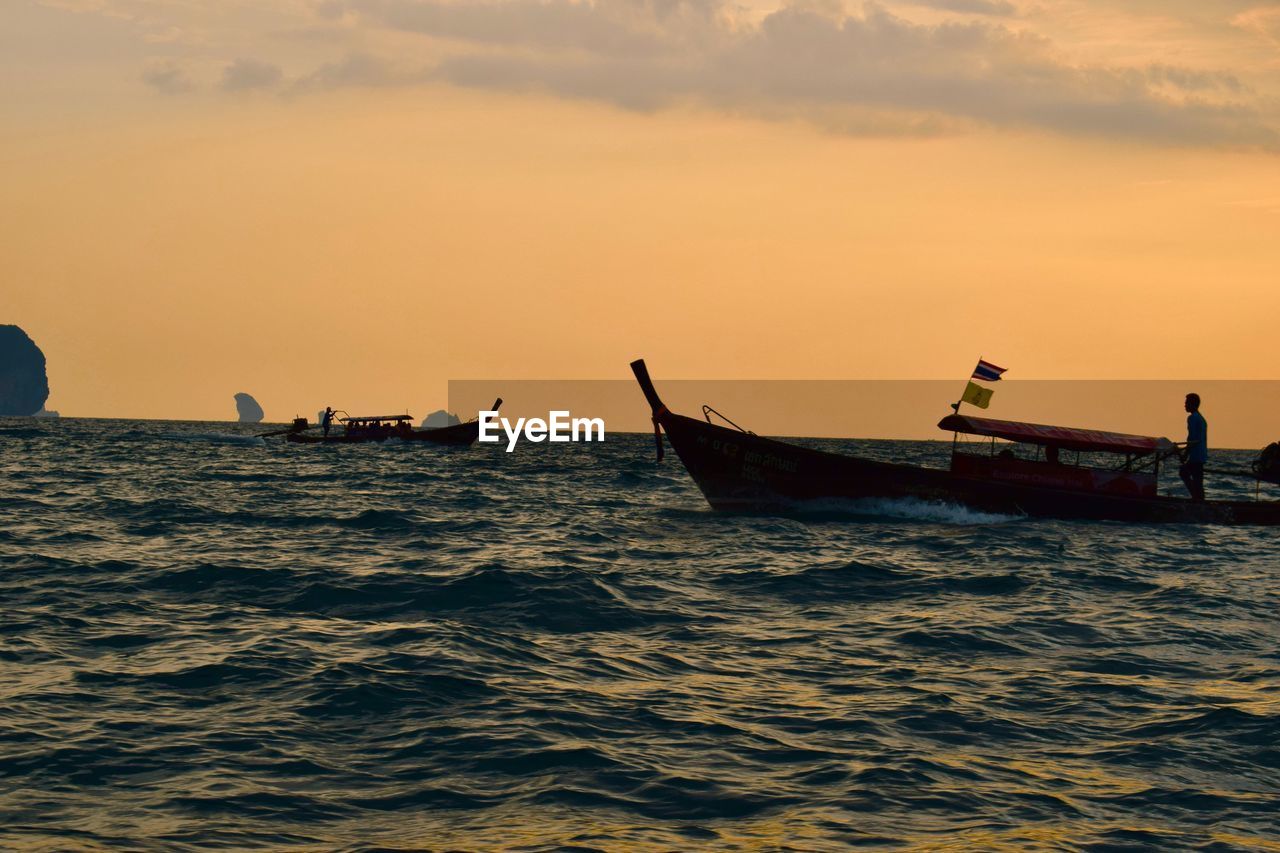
[630,359,668,461]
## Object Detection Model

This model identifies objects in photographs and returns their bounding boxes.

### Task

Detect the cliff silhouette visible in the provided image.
[421,409,462,429]
[0,325,50,416]
[235,393,265,423]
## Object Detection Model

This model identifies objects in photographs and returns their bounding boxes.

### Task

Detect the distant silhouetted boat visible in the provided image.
[277,399,502,446]
[631,359,1280,525]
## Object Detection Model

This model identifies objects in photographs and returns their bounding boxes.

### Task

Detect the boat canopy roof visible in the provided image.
[343,414,414,423]
[938,414,1175,456]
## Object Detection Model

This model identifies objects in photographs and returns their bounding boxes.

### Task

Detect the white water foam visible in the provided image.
[166,432,266,446]
[788,496,1023,525]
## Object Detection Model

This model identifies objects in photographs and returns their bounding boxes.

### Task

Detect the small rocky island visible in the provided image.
[421,409,461,429]
[235,393,265,423]
[0,325,51,416]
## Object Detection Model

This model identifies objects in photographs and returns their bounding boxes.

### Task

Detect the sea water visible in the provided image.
[2,417,1278,850]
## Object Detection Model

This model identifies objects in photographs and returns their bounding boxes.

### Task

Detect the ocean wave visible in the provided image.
[0,426,47,440]
[714,560,1030,605]
[2,423,1278,850]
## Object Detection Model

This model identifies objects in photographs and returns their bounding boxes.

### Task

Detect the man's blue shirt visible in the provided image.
[1187,411,1208,463]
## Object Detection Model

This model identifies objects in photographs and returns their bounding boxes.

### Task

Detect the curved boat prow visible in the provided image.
[630,359,665,415]
[630,359,668,461]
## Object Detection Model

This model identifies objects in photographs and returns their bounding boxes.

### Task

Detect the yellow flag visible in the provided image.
[962,381,994,409]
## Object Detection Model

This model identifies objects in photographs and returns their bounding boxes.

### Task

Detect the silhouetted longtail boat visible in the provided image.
[631,360,1280,524]
[280,399,502,446]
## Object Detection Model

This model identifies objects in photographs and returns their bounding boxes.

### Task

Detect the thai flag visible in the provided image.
[971,359,1007,382]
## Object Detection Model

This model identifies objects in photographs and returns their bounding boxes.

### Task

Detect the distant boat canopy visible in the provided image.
[341,414,414,424]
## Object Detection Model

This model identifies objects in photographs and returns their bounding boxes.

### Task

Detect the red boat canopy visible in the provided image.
[938,414,1175,456]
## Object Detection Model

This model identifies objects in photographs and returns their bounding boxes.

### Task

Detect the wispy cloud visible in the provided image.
[141,59,193,94]
[220,58,284,92]
[1222,196,1280,213]
[901,0,1018,17]
[291,53,425,92]
[325,0,1278,147]
[36,0,1280,147]
[1231,6,1280,49]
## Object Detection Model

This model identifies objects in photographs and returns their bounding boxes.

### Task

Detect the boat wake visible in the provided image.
[785,496,1023,525]
[165,432,266,446]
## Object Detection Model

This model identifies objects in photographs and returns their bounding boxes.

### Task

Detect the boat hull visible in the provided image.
[629,355,1280,525]
[286,420,481,446]
[660,412,1280,523]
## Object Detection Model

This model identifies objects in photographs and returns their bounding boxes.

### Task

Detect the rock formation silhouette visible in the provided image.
[235,393,265,423]
[421,409,461,429]
[0,325,50,416]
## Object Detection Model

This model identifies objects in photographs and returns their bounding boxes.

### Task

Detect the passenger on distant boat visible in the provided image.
[321,407,335,437]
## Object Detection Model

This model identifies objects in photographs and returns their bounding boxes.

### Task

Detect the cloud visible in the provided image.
[140,59,192,94]
[1145,64,1242,94]
[292,53,424,91]
[1221,195,1280,214]
[901,0,1017,16]
[1231,7,1280,46]
[327,0,1276,147]
[75,0,1276,147]
[328,0,739,70]
[220,58,284,91]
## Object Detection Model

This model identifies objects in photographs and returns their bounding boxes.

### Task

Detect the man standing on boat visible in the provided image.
[1180,393,1208,501]
[321,407,335,437]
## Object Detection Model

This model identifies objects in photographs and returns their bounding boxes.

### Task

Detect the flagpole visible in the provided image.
[952,356,979,413]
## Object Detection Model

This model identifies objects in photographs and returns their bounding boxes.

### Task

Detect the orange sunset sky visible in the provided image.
[3,0,1279,421]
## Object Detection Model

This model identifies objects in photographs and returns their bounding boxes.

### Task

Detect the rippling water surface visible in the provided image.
[2,417,1278,851]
